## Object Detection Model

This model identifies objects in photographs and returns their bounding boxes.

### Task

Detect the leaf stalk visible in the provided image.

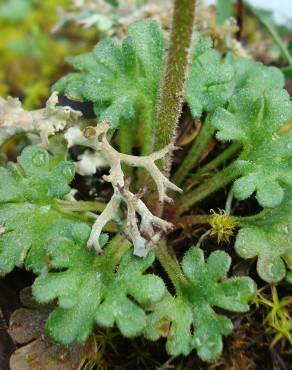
[172,113,215,186]
[177,162,239,215]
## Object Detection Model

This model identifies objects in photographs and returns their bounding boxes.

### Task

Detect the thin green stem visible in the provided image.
[119,117,138,178]
[234,209,270,227]
[140,97,155,156]
[282,66,292,78]
[177,162,239,216]
[172,114,214,186]
[55,200,117,231]
[153,0,196,174]
[174,214,210,229]
[195,142,241,176]
[119,119,134,155]
[57,199,106,213]
[136,98,155,189]
[56,200,117,231]
[250,6,292,66]
[155,242,187,294]
[225,188,234,214]
[104,235,131,269]
[53,209,93,223]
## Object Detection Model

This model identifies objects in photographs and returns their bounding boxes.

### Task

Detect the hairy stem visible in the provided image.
[177,162,239,216]
[153,0,196,174]
[155,242,187,294]
[172,114,214,186]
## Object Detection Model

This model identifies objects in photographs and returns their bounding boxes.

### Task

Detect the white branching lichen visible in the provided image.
[65,122,182,257]
[76,150,108,176]
[0,93,181,256]
[0,92,82,147]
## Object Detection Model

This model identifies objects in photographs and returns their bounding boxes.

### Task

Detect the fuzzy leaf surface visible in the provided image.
[185,37,235,118]
[0,145,90,275]
[226,53,285,92]
[212,87,292,208]
[145,247,256,362]
[53,20,164,128]
[186,41,285,119]
[32,236,166,345]
[236,188,292,282]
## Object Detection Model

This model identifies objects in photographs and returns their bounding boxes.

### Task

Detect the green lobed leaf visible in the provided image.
[0,145,75,203]
[32,236,166,345]
[53,20,164,129]
[145,247,256,362]
[235,187,292,283]
[186,40,285,119]
[145,294,193,356]
[0,145,91,275]
[212,87,292,208]
[185,37,235,118]
[226,53,285,92]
